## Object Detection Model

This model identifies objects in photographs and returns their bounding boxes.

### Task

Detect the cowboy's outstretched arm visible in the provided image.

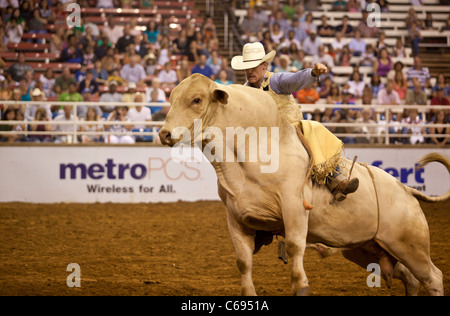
[269,63,328,95]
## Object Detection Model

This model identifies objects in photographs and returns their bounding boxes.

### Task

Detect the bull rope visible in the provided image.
[295,125,315,210]
[358,162,381,238]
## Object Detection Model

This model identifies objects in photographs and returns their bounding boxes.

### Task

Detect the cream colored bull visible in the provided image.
[159,74,448,296]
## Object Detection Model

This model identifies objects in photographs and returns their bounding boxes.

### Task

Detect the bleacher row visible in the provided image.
[0,0,200,101]
[233,0,449,102]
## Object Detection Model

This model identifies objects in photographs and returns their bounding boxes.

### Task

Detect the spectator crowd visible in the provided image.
[0,0,449,145]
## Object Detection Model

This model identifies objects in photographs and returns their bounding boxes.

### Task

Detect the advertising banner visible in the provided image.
[0,146,448,203]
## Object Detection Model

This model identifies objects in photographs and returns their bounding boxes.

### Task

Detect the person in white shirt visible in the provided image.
[25,88,52,122]
[104,17,123,45]
[312,45,335,67]
[302,30,322,56]
[53,105,79,143]
[158,62,178,86]
[5,17,23,44]
[145,77,166,103]
[127,93,152,130]
[377,79,401,105]
[120,55,146,85]
[348,71,365,99]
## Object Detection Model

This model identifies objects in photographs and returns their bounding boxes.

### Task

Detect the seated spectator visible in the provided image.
[116,25,135,54]
[338,45,352,67]
[144,19,160,46]
[358,11,379,38]
[319,76,333,98]
[360,44,376,68]
[401,108,425,144]
[335,15,354,37]
[406,56,430,88]
[302,30,322,56]
[239,8,263,43]
[430,87,450,107]
[377,79,401,105]
[80,107,103,143]
[108,68,124,87]
[61,34,83,63]
[393,71,407,100]
[128,93,152,130]
[377,110,402,144]
[327,83,342,104]
[406,80,427,106]
[191,54,215,80]
[121,82,136,103]
[28,8,48,40]
[58,82,83,103]
[387,61,406,82]
[145,78,166,112]
[8,52,33,82]
[39,68,56,98]
[0,108,19,143]
[318,15,335,37]
[104,106,135,144]
[99,80,123,117]
[78,70,99,97]
[177,59,192,83]
[24,88,52,121]
[348,71,365,99]
[29,107,52,143]
[78,89,102,120]
[373,47,392,78]
[215,69,233,85]
[297,83,320,104]
[428,110,449,145]
[299,13,317,35]
[355,109,377,144]
[332,0,348,11]
[270,22,284,47]
[347,0,360,12]
[392,38,405,58]
[104,16,123,45]
[172,29,190,56]
[431,73,449,98]
[274,55,291,73]
[348,29,366,56]
[313,46,335,67]
[92,60,109,86]
[54,67,77,95]
[5,17,23,44]
[120,55,147,85]
[207,51,222,76]
[144,53,158,76]
[158,62,178,87]
[333,107,356,144]
[19,77,31,102]
[370,74,385,98]
[53,105,79,144]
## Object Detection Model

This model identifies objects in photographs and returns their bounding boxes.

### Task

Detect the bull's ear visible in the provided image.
[212,88,229,105]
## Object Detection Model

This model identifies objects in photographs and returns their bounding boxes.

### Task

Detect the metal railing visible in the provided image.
[0,101,449,145]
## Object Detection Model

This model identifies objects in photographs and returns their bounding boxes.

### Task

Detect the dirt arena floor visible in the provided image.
[0,199,448,296]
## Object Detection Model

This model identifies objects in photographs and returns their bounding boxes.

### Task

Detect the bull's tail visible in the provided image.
[405,153,450,202]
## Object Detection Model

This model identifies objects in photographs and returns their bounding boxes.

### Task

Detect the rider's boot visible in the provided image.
[326,171,359,202]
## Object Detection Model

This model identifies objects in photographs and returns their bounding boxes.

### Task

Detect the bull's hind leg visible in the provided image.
[342,246,421,295]
[376,217,443,296]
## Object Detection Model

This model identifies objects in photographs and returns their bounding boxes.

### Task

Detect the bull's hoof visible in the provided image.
[294,286,311,296]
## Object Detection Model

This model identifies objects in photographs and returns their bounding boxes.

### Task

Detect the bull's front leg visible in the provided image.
[226,211,256,296]
[282,196,310,296]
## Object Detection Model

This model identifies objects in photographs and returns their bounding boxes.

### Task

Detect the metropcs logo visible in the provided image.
[59,158,201,181]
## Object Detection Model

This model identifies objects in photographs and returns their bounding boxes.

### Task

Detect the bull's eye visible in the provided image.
[192,98,201,104]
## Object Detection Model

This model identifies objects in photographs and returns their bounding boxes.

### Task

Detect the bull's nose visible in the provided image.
[159,129,172,145]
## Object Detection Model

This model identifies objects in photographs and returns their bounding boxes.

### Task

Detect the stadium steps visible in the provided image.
[195,0,246,83]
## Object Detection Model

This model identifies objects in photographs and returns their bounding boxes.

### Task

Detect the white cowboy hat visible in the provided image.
[231,42,276,70]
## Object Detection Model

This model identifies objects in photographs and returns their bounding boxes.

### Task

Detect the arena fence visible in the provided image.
[0,101,449,145]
